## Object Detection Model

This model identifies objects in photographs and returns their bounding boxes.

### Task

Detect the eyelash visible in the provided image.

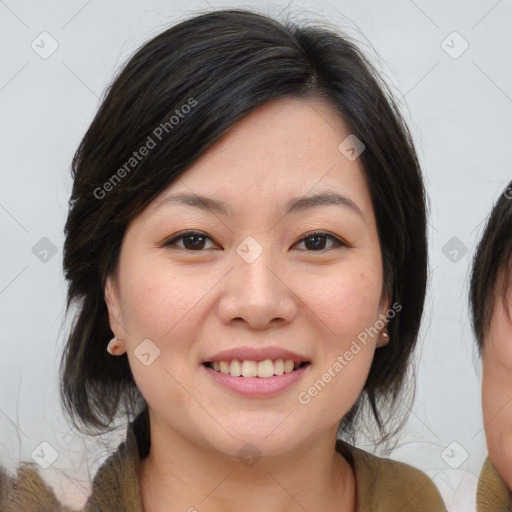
[161,230,348,252]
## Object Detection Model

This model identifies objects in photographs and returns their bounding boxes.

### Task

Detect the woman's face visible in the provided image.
[105,97,390,458]
[482,272,512,488]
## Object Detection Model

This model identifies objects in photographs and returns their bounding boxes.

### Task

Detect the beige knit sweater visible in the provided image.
[476,456,512,511]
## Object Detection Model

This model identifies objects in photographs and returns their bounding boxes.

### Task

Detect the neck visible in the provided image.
[138,412,356,512]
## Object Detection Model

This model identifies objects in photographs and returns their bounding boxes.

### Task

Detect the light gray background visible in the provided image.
[1,0,511,510]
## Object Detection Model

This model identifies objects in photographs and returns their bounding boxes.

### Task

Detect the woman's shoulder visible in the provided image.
[336,439,447,512]
[0,461,74,511]
[476,455,512,511]
[81,423,143,511]
[0,431,142,512]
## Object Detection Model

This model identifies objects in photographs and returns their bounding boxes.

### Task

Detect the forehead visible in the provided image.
[143,97,374,222]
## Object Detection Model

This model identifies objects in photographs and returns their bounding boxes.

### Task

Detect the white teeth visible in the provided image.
[284,360,294,374]
[257,359,274,378]
[274,359,284,375]
[207,358,307,378]
[241,360,258,377]
[229,360,242,377]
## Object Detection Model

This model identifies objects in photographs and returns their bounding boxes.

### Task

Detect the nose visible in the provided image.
[217,245,298,330]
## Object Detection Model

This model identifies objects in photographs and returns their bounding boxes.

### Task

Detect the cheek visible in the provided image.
[298,265,383,416]
[119,259,200,338]
[311,262,384,342]
[117,264,200,400]
[120,267,201,414]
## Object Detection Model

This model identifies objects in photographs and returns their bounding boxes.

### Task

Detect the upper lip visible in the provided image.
[202,346,310,363]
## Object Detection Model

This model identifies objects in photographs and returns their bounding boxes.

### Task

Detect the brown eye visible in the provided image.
[162,231,216,251]
[295,231,347,251]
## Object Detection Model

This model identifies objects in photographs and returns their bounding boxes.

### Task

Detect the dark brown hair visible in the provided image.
[469,181,512,353]
[59,7,428,448]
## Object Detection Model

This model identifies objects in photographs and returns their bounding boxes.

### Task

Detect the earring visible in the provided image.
[107,336,124,356]
[378,328,389,347]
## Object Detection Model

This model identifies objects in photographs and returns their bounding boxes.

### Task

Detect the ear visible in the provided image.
[104,273,126,339]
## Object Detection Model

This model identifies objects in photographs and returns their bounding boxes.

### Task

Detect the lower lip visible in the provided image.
[200,363,311,397]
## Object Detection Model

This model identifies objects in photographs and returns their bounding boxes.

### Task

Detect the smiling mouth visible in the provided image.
[202,360,311,378]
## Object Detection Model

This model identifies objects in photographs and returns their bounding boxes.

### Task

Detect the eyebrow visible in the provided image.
[154,191,364,218]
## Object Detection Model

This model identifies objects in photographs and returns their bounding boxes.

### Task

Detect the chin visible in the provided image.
[199,423,304,461]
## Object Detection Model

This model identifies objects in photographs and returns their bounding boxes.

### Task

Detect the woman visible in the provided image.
[1,8,446,511]
[470,181,512,511]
